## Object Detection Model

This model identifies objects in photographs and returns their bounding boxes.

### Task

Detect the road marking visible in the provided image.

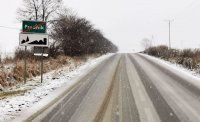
[125,55,161,122]
[129,54,181,122]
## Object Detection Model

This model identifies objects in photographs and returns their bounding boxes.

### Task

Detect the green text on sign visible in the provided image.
[22,21,46,33]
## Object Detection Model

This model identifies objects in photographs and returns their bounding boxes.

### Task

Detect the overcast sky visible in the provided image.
[1,0,200,53]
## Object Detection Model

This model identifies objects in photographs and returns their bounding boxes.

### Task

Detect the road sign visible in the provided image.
[22,20,46,33]
[19,33,49,47]
[34,53,48,57]
[34,47,49,57]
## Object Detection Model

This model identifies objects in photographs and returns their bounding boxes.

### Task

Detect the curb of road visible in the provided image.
[12,54,113,122]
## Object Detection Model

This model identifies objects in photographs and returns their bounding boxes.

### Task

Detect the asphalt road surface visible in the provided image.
[23,54,200,122]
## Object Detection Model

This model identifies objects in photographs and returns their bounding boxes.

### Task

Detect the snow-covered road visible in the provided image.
[0,54,112,122]
[129,54,200,122]
[3,53,200,122]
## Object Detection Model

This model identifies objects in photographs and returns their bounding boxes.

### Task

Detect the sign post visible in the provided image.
[24,46,27,84]
[20,20,48,84]
[41,47,44,83]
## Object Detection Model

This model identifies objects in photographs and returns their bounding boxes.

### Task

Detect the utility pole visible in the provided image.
[151,35,154,46]
[165,20,173,49]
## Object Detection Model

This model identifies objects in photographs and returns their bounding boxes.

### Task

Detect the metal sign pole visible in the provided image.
[41,47,44,83]
[24,46,27,84]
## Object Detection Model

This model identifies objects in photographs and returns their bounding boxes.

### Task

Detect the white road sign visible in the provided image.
[19,33,49,47]
[34,53,48,57]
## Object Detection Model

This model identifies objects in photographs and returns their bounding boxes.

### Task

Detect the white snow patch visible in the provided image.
[0,53,113,122]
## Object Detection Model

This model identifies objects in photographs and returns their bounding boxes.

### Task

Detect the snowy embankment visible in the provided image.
[139,53,200,84]
[0,53,113,122]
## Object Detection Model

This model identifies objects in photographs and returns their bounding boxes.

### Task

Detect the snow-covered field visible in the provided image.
[0,54,112,122]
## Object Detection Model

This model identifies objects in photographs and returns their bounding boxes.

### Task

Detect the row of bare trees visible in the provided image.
[50,15,118,56]
[17,0,118,57]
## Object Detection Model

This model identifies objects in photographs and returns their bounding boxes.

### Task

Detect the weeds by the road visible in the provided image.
[143,45,200,73]
[0,54,99,88]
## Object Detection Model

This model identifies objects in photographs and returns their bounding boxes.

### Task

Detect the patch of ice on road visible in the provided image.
[0,53,112,122]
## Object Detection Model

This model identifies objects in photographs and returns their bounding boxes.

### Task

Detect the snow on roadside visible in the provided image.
[0,53,113,122]
[140,53,200,80]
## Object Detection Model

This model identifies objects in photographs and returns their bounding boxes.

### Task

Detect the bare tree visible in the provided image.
[141,38,152,50]
[17,0,63,21]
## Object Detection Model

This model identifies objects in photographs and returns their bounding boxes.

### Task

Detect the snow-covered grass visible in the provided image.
[0,53,112,122]
[0,55,90,87]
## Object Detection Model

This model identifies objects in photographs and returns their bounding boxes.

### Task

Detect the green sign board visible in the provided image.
[22,20,46,33]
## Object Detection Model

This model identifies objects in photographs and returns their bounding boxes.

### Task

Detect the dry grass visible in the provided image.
[3,56,14,64]
[0,71,8,87]
[0,54,96,88]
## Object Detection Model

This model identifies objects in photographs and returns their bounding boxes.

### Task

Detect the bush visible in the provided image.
[14,47,34,60]
[3,56,14,64]
[145,45,169,58]
[143,45,200,70]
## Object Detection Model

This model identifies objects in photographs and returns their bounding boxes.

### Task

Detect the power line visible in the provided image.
[0,25,20,30]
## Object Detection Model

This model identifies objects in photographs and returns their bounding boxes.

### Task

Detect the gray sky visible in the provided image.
[0,0,200,53]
